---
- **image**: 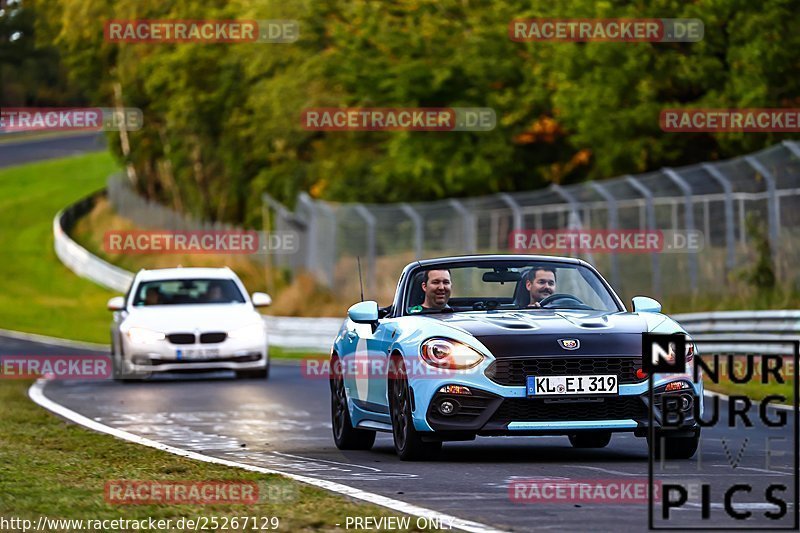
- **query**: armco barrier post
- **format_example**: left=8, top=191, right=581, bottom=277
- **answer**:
left=662, top=168, right=698, bottom=292
left=625, top=176, right=661, bottom=298
left=701, top=162, right=736, bottom=272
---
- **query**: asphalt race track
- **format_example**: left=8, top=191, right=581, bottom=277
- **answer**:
left=4, top=334, right=797, bottom=532
left=0, top=132, right=105, bottom=168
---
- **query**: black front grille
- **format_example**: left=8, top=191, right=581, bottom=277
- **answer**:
left=200, top=332, right=227, bottom=344
left=491, top=396, right=647, bottom=423
left=167, top=333, right=196, bottom=344
left=486, top=357, right=643, bottom=386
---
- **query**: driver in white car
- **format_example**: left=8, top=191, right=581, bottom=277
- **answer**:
left=526, top=266, right=557, bottom=308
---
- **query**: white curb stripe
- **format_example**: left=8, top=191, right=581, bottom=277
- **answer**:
left=28, top=380, right=504, bottom=533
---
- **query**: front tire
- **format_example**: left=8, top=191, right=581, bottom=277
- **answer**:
left=389, top=357, right=441, bottom=461
left=111, top=342, right=142, bottom=382
left=330, top=356, right=375, bottom=450
left=569, top=431, right=612, bottom=448
left=111, top=353, right=125, bottom=382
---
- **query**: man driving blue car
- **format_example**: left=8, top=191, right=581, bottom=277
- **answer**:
left=409, top=269, right=452, bottom=313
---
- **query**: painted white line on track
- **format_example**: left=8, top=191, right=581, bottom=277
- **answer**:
left=28, top=379, right=505, bottom=533
left=724, top=466, right=793, bottom=476
left=272, top=451, right=384, bottom=473
left=570, top=465, right=637, bottom=477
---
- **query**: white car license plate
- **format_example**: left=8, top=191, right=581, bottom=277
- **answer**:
left=177, top=348, right=220, bottom=360
left=526, top=375, right=618, bottom=396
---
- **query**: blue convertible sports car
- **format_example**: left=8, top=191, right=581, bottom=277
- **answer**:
left=329, top=255, right=702, bottom=460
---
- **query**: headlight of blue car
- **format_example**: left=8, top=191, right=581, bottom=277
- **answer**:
left=421, top=338, right=485, bottom=369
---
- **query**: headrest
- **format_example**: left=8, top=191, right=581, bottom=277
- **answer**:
left=513, top=268, right=532, bottom=308
left=407, top=272, right=426, bottom=311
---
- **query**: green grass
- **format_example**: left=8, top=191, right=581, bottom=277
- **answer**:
left=0, top=380, right=431, bottom=532
left=270, top=347, right=326, bottom=360
left=709, top=380, right=795, bottom=405
left=0, top=153, right=119, bottom=342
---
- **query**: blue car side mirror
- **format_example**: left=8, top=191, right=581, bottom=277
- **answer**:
left=631, top=296, right=662, bottom=313
left=348, top=301, right=379, bottom=324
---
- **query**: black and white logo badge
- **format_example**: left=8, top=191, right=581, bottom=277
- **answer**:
left=642, top=333, right=686, bottom=373
left=558, top=338, right=580, bottom=350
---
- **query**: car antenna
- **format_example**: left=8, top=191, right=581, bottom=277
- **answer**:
left=357, top=256, right=365, bottom=302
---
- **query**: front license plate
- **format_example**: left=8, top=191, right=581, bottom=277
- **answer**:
left=176, top=348, right=220, bottom=360
left=526, top=375, right=618, bottom=397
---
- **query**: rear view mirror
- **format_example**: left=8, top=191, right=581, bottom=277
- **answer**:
left=482, top=271, right=521, bottom=283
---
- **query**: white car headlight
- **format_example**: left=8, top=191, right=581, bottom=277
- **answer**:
left=421, top=338, right=484, bottom=370
left=126, top=327, right=166, bottom=344
left=229, top=322, right=265, bottom=340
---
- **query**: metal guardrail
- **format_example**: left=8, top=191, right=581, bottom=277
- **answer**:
left=53, top=192, right=134, bottom=293
left=53, top=192, right=797, bottom=353
left=264, top=316, right=341, bottom=351
left=673, top=310, right=800, bottom=355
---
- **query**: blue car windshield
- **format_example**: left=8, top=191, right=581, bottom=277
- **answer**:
left=405, top=262, right=620, bottom=314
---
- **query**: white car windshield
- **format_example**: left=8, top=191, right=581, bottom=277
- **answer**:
left=132, top=278, right=246, bottom=306
left=405, top=262, right=620, bottom=314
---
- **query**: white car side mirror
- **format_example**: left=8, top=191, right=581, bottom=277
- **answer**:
left=107, top=296, right=125, bottom=311
left=251, top=292, right=272, bottom=307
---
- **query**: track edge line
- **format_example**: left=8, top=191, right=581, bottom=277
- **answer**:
left=27, top=379, right=505, bottom=533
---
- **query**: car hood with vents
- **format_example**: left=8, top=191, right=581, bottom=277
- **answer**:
left=424, top=310, right=669, bottom=358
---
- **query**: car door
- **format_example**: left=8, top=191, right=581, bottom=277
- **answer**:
left=340, top=317, right=395, bottom=414
left=367, top=319, right=399, bottom=412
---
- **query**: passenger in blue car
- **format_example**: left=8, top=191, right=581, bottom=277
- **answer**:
left=525, top=266, right=557, bottom=308
left=408, top=269, right=452, bottom=313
